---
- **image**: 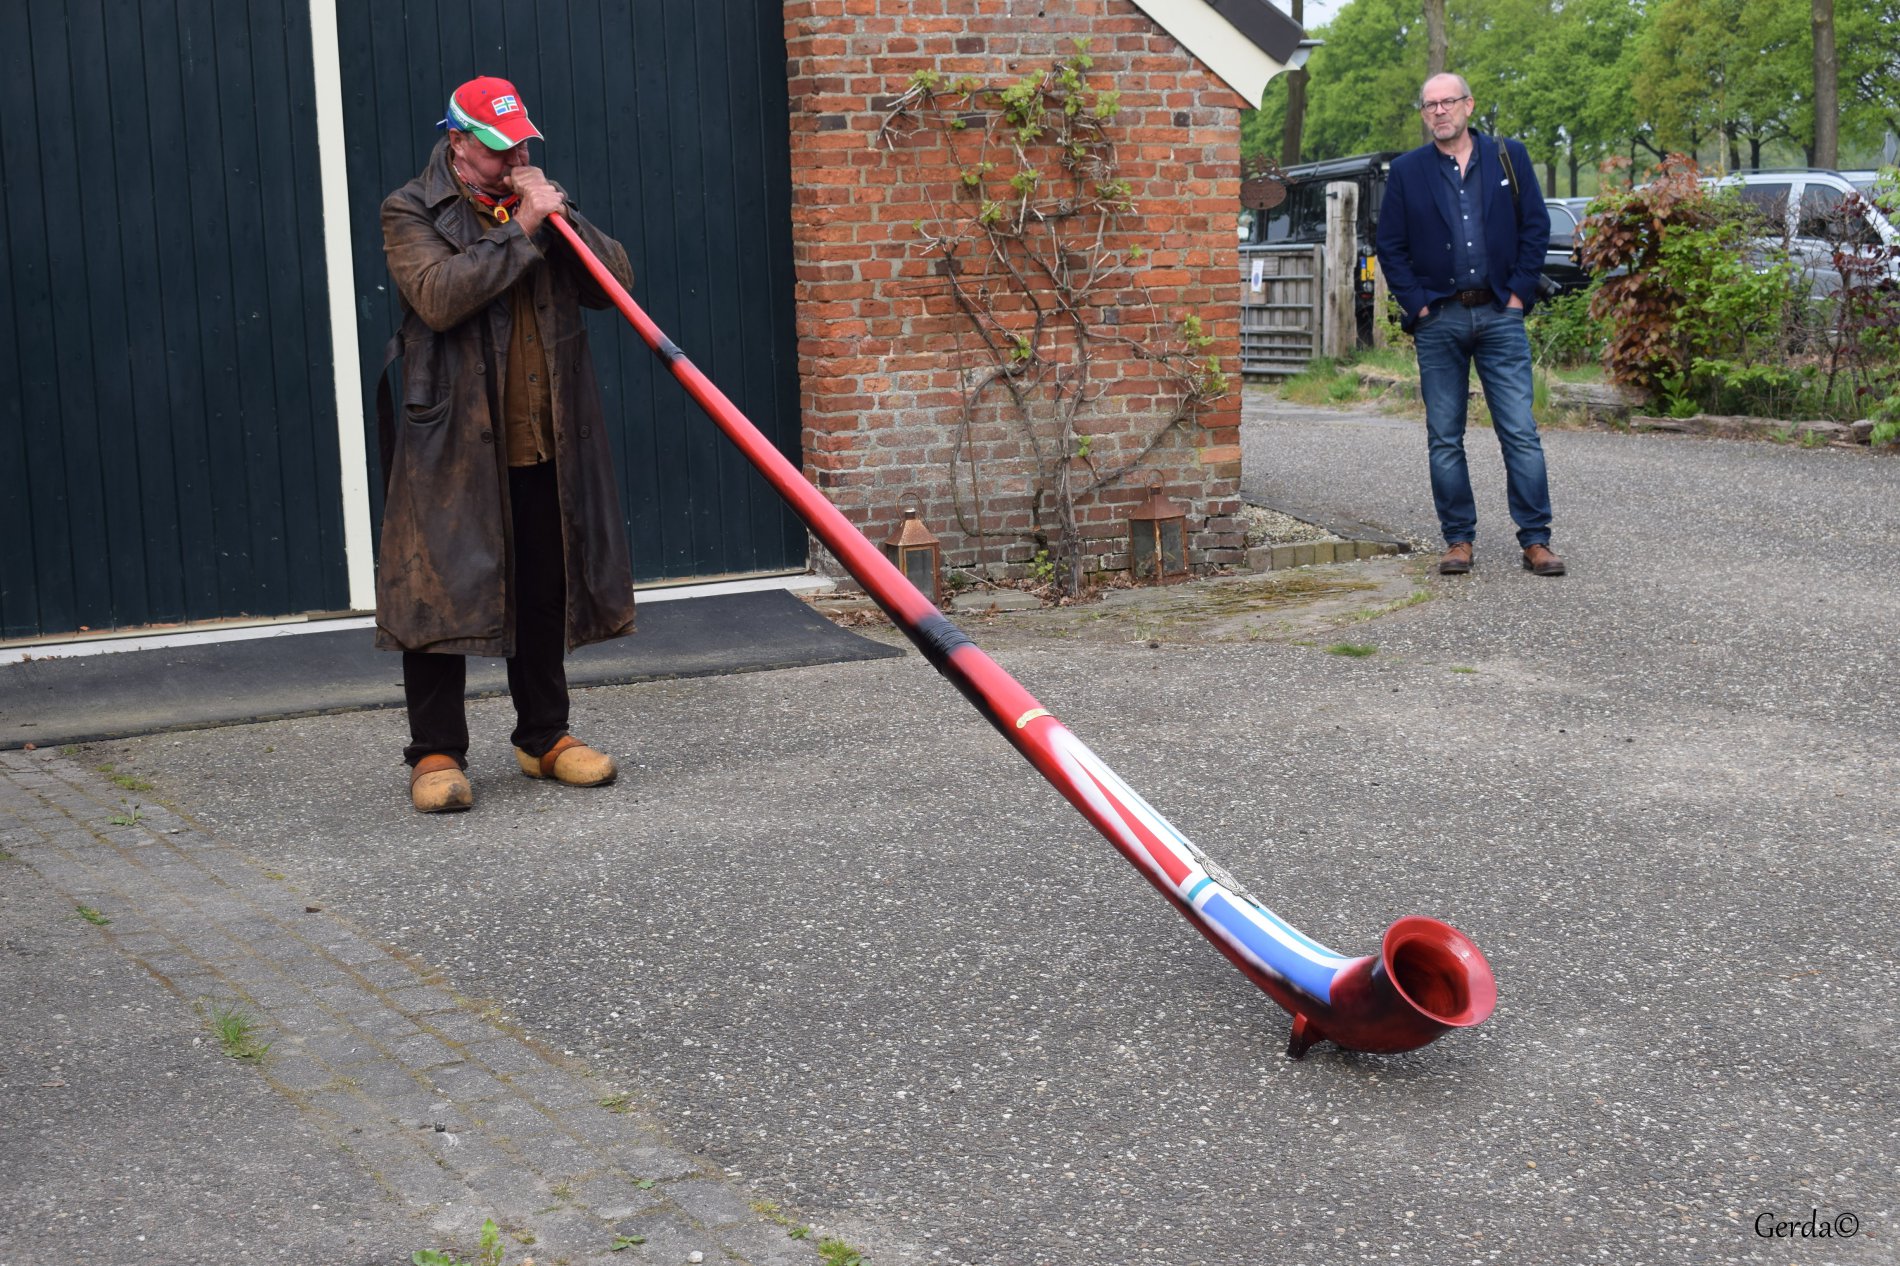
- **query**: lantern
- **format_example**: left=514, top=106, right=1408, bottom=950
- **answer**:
left=883, top=509, right=942, bottom=603
left=1127, top=485, right=1188, bottom=583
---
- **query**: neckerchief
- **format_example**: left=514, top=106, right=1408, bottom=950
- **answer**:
left=453, top=163, right=521, bottom=223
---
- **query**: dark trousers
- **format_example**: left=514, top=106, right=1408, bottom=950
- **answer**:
left=402, top=461, right=569, bottom=767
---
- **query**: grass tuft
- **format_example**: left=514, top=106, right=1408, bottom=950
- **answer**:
left=818, top=1239, right=866, bottom=1266
left=206, top=1003, right=272, bottom=1061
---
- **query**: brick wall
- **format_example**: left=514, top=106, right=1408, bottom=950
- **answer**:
left=784, top=0, right=1248, bottom=583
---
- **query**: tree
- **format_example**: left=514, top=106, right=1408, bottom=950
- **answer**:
left=1635, top=0, right=1809, bottom=169
left=1813, top=0, right=1839, bottom=168
left=1422, top=0, right=1449, bottom=141
left=1522, top=0, right=1649, bottom=193
left=1282, top=0, right=1309, bottom=163
left=1244, top=0, right=1642, bottom=180
left=1246, top=0, right=1437, bottom=161
left=1465, top=0, right=1571, bottom=184
left=1839, top=0, right=1900, bottom=145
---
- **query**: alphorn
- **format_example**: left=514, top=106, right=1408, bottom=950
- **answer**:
left=549, top=213, right=1495, bottom=1057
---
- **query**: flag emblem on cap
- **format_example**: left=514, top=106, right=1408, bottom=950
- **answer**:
left=438, top=76, right=543, bottom=150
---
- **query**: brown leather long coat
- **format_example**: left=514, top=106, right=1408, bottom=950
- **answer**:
left=375, top=137, right=637, bottom=656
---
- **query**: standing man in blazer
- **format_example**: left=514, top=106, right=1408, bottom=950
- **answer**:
left=1375, top=73, right=1565, bottom=577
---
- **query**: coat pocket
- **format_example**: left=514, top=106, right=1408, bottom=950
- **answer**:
left=404, top=397, right=451, bottom=426
left=400, top=322, right=453, bottom=424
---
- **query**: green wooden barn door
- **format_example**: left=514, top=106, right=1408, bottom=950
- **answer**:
left=336, top=0, right=807, bottom=583
left=0, top=1, right=349, bottom=639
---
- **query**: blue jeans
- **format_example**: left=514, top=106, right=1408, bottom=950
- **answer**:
left=1413, top=303, right=1553, bottom=548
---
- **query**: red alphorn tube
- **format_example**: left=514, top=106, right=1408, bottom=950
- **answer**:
left=550, top=213, right=1495, bottom=1057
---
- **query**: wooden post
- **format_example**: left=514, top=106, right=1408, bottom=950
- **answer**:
left=1322, top=181, right=1358, bottom=360
left=1371, top=255, right=1390, bottom=349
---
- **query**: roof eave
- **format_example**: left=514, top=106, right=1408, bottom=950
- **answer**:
left=1123, top=0, right=1312, bottom=106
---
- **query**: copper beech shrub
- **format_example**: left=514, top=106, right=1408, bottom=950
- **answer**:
left=1576, top=155, right=1720, bottom=395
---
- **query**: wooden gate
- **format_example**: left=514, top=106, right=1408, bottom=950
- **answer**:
left=335, top=0, right=807, bottom=584
left=1238, top=244, right=1325, bottom=377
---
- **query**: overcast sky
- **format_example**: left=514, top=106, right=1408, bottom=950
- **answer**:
left=1268, top=0, right=1345, bottom=33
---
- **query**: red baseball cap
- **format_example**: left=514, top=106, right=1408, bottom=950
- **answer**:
left=439, top=76, right=543, bottom=150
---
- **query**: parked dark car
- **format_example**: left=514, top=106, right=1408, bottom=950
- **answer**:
left=1542, top=201, right=1593, bottom=296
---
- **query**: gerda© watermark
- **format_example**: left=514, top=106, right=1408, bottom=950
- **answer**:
left=1754, top=1208, right=1860, bottom=1239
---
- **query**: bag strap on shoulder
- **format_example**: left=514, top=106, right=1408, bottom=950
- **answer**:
left=1498, top=138, right=1520, bottom=212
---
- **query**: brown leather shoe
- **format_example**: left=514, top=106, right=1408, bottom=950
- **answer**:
left=1522, top=543, right=1567, bottom=576
left=515, top=735, right=618, bottom=787
left=1438, top=541, right=1474, bottom=575
left=410, top=754, right=472, bottom=813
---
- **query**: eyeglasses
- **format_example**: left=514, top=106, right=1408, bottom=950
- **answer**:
left=1420, top=95, right=1470, bottom=114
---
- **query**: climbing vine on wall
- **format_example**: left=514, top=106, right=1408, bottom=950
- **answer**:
left=878, top=40, right=1228, bottom=596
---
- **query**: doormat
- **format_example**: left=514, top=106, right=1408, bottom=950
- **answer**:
left=0, top=589, right=902, bottom=749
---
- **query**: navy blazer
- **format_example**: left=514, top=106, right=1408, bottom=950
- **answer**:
left=1375, top=131, right=1550, bottom=330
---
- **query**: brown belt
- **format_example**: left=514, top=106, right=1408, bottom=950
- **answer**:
left=1453, top=288, right=1493, bottom=306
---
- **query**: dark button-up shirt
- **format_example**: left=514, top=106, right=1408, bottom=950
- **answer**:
left=1439, top=148, right=1490, bottom=292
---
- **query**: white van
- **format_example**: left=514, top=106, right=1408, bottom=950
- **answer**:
left=1705, top=168, right=1899, bottom=294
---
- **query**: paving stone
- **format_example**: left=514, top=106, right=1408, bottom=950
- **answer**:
left=667, top=1176, right=761, bottom=1228
left=502, top=1067, right=603, bottom=1111
left=303, top=1085, right=398, bottom=1138
left=552, top=1102, right=661, bottom=1151
left=279, top=954, right=356, bottom=990
left=426, top=1060, right=512, bottom=1104
left=425, top=1200, right=500, bottom=1241
left=386, top=1030, right=462, bottom=1070
left=298, top=1029, right=381, bottom=1067
left=159, top=970, right=223, bottom=1002
left=262, top=1051, right=337, bottom=1094
left=593, top=1142, right=705, bottom=1185
left=423, top=1127, right=506, bottom=1174
left=351, top=955, right=431, bottom=992
left=380, top=982, right=464, bottom=1017
left=311, top=927, right=389, bottom=965
left=499, top=1126, right=598, bottom=1185
left=571, top=1174, right=666, bottom=1222
left=463, top=1036, right=559, bottom=1076
left=223, top=970, right=306, bottom=1011
left=591, top=1209, right=716, bottom=1265
left=344, top=1057, right=434, bottom=1106
left=312, top=985, right=397, bottom=1023
left=267, top=1002, right=340, bottom=1036
left=419, top=1010, right=505, bottom=1045
left=518, top=1206, right=617, bottom=1261
left=715, top=1219, right=824, bottom=1266
left=466, top=1095, right=552, bottom=1135
left=344, top=1005, right=426, bottom=1043
left=215, top=912, right=295, bottom=942
left=458, top=1165, right=555, bottom=1226
left=374, top=1153, right=475, bottom=1211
